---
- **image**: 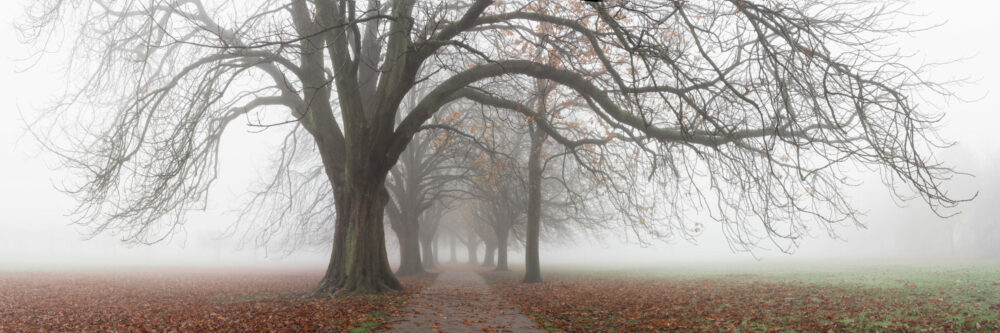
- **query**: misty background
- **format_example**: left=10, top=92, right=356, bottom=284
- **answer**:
left=1, top=0, right=998, bottom=271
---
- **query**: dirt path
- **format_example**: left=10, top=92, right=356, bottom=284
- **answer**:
left=389, top=270, right=544, bottom=332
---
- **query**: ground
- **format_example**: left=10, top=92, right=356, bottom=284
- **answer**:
left=390, top=266, right=542, bottom=332
left=3, top=262, right=999, bottom=332
left=0, top=267, right=435, bottom=332
left=482, top=261, right=1000, bottom=332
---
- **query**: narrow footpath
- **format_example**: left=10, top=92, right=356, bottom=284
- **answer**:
left=390, top=271, right=544, bottom=332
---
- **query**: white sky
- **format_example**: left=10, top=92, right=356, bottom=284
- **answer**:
left=1, top=0, right=999, bottom=271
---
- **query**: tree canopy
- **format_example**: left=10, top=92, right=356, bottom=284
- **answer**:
left=20, top=0, right=966, bottom=293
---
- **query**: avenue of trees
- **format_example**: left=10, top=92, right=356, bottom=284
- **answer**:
left=20, top=0, right=968, bottom=294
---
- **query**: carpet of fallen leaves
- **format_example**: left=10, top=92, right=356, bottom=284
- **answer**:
left=484, top=271, right=1000, bottom=332
left=0, top=268, right=435, bottom=332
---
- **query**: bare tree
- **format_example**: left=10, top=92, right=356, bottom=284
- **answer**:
left=419, top=199, right=449, bottom=268
left=458, top=224, right=481, bottom=265
left=452, top=89, right=601, bottom=278
left=385, top=114, right=468, bottom=274
left=472, top=180, right=524, bottom=271
left=21, top=0, right=967, bottom=293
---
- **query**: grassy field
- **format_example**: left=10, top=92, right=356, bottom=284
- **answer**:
left=483, top=261, right=1000, bottom=332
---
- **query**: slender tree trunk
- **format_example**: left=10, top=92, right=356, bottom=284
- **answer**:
left=466, top=241, right=479, bottom=265
left=449, top=233, right=457, bottom=263
left=420, top=231, right=436, bottom=269
left=395, top=218, right=424, bottom=275
left=495, top=227, right=510, bottom=271
left=523, top=123, right=543, bottom=283
left=432, top=235, right=439, bottom=266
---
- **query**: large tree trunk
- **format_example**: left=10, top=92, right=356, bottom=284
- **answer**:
left=482, top=242, right=496, bottom=267
left=310, top=0, right=422, bottom=295
left=387, top=200, right=424, bottom=276
left=495, top=226, right=510, bottom=271
left=394, top=217, right=425, bottom=276
left=315, top=165, right=402, bottom=294
left=523, top=123, right=543, bottom=283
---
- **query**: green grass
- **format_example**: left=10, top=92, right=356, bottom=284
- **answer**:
left=344, top=295, right=407, bottom=332
left=348, top=318, right=383, bottom=333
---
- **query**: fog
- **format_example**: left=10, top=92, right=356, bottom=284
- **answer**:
left=1, top=0, right=999, bottom=274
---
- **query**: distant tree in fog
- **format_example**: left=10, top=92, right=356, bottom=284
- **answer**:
left=957, top=152, right=1000, bottom=256
left=454, top=76, right=610, bottom=282
left=383, top=89, right=472, bottom=275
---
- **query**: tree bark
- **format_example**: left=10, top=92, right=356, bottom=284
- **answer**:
left=311, top=130, right=402, bottom=293
left=315, top=179, right=402, bottom=294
